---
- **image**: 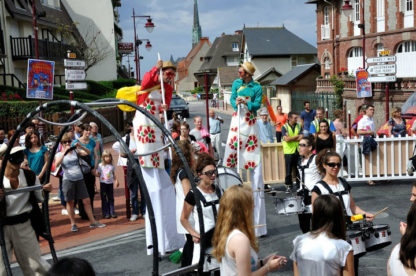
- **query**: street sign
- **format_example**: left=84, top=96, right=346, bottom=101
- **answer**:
left=65, top=82, right=87, bottom=90
left=379, top=50, right=390, bottom=56
left=118, top=42, right=134, bottom=54
left=368, top=75, right=397, bottom=82
left=65, top=69, right=86, bottom=81
left=67, top=52, right=77, bottom=59
left=367, top=56, right=396, bottom=63
left=368, top=64, right=396, bottom=75
left=64, top=59, right=85, bottom=68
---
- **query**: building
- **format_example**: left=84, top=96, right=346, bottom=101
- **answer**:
left=192, top=0, right=202, bottom=48
left=176, top=37, right=211, bottom=92
left=307, top=0, right=416, bottom=127
left=242, top=27, right=317, bottom=80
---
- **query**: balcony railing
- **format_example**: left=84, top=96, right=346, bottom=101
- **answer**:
left=321, top=24, right=331, bottom=40
left=10, top=35, right=79, bottom=60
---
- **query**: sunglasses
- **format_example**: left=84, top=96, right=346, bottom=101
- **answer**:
left=62, top=141, right=71, bottom=144
left=166, top=72, right=176, bottom=77
left=299, top=143, right=309, bottom=147
left=326, top=162, right=342, bottom=168
left=202, top=169, right=218, bottom=177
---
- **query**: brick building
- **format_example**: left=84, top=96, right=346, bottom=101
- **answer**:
left=307, top=0, right=416, bottom=127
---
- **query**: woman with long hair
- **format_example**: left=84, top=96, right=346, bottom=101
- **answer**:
left=24, top=131, right=49, bottom=183
left=212, top=185, right=286, bottom=275
left=315, top=119, right=336, bottom=154
left=170, top=140, right=195, bottom=267
left=388, top=107, right=407, bottom=137
left=388, top=201, right=416, bottom=275
left=291, top=194, right=354, bottom=276
left=180, top=153, right=221, bottom=274
left=178, top=122, right=196, bottom=142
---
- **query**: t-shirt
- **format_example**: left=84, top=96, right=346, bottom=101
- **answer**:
left=297, top=155, right=321, bottom=191
left=275, top=113, right=288, bottom=132
left=24, top=146, right=48, bottom=176
left=97, top=163, right=115, bottom=184
left=58, top=151, right=84, bottom=181
left=290, top=232, right=352, bottom=276
left=312, top=179, right=352, bottom=216
left=357, top=115, right=375, bottom=136
left=73, top=139, right=96, bottom=167
left=300, top=110, right=316, bottom=131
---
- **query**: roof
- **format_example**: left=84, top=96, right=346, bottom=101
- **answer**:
left=199, top=33, right=242, bottom=72
left=271, top=63, right=319, bottom=86
left=243, top=27, right=317, bottom=57
left=217, top=66, right=238, bottom=86
left=254, top=67, right=282, bottom=82
left=176, top=37, right=211, bottom=81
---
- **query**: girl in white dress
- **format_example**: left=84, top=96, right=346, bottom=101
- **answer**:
left=212, top=185, right=287, bottom=275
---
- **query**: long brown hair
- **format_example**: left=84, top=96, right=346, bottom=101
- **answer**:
left=311, top=194, right=346, bottom=240
left=400, top=201, right=416, bottom=269
left=316, top=150, right=341, bottom=175
left=170, top=140, right=194, bottom=183
left=212, top=185, right=258, bottom=262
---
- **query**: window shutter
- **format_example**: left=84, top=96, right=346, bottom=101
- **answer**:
left=399, top=0, right=405, bottom=12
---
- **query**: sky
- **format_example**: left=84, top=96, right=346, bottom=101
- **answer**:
left=118, top=0, right=317, bottom=77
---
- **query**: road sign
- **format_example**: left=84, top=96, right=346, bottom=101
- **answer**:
left=118, top=42, right=134, bottom=54
left=368, top=64, right=396, bottom=75
left=65, top=82, right=87, bottom=90
left=64, top=59, right=85, bottom=68
left=379, top=50, right=390, bottom=56
left=65, top=69, right=85, bottom=81
left=367, top=56, right=396, bottom=63
left=368, top=75, right=397, bottom=83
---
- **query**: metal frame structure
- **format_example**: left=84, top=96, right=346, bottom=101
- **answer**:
left=0, top=98, right=207, bottom=275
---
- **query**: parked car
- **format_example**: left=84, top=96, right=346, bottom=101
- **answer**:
left=168, top=95, right=189, bottom=119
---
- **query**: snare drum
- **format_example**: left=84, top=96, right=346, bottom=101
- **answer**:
left=274, top=196, right=305, bottom=215
left=364, top=224, right=392, bottom=250
left=217, top=167, right=242, bottom=192
left=346, top=230, right=366, bottom=257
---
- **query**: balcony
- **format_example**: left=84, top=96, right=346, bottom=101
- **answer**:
left=10, top=36, right=79, bottom=60
left=321, top=24, right=330, bottom=40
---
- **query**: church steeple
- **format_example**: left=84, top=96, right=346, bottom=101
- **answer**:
left=192, top=0, right=202, bottom=48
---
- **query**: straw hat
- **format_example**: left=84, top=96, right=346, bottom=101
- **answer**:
left=162, top=61, right=176, bottom=71
left=259, top=108, right=269, bottom=116
left=241, top=61, right=255, bottom=75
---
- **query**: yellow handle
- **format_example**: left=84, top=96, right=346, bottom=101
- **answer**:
left=350, top=214, right=364, bottom=221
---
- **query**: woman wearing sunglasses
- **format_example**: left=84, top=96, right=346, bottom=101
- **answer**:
left=180, top=153, right=221, bottom=274
left=311, top=151, right=373, bottom=276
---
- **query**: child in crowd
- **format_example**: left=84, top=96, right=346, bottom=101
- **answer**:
left=96, top=150, right=119, bottom=219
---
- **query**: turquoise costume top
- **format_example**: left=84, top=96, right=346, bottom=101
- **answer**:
left=230, top=79, right=263, bottom=115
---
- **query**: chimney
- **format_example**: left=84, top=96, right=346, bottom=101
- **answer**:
left=235, top=30, right=242, bottom=35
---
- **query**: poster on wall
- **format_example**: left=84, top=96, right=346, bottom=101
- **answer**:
left=27, top=59, right=55, bottom=100
left=355, top=69, right=372, bottom=98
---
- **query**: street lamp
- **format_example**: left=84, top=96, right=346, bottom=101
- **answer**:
left=342, top=0, right=365, bottom=69
left=135, top=38, right=152, bottom=82
left=132, top=9, right=155, bottom=84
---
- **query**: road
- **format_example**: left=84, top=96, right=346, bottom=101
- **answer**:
left=11, top=101, right=412, bottom=275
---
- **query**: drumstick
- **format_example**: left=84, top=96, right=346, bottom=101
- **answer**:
left=373, top=207, right=389, bottom=218
left=254, top=224, right=266, bottom=228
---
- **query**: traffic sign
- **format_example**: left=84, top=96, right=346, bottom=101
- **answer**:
left=64, top=59, right=85, bottom=68
left=65, top=82, right=87, bottom=90
left=368, top=64, right=396, bottom=75
left=65, top=69, right=86, bottom=81
left=368, top=75, right=397, bottom=82
left=379, top=50, right=390, bottom=56
left=367, top=56, right=396, bottom=63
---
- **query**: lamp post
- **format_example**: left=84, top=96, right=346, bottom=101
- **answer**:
left=135, top=39, right=152, bottom=84
left=342, top=0, right=365, bottom=69
left=132, top=9, right=154, bottom=84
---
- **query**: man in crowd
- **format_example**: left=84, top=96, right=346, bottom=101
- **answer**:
left=309, top=107, right=336, bottom=135
left=0, top=146, right=52, bottom=274
left=18, top=122, right=35, bottom=147
left=357, top=105, right=375, bottom=137
left=351, top=105, right=367, bottom=136
left=257, top=108, right=275, bottom=144
left=190, top=116, right=211, bottom=154
left=300, top=101, right=315, bottom=136
left=282, top=111, right=303, bottom=193
left=208, top=109, right=224, bottom=163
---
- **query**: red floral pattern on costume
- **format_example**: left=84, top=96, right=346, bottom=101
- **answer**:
left=245, top=135, right=258, bottom=152
left=244, top=112, right=256, bottom=126
left=226, top=153, right=237, bottom=168
left=142, top=98, right=156, bottom=115
left=232, top=111, right=237, bottom=117
left=151, top=153, right=160, bottom=168
left=231, top=127, right=238, bottom=132
left=137, top=126, right=156, bottom=143
left=139, top=157, right=145, bottom=166
left=244, top=161, right=256, bottom=170
left=229, top=136, right=242, bottom=150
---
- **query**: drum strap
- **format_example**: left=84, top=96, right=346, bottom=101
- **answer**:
left=195, top=185, right=222, bottom=222
left=298, top=154, right=316, bottom=189
left=317, top=179, right=349, bottom=212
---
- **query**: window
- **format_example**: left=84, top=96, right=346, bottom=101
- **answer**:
left=348, top=47, right=363, bottom=57
left=376, top=44, right=385, bottom=56
left=347, top=47, right=364, bottom=74
left=323, top=6, right=329, bottom=25
left=226, top=56, right=239, bottom=66
left=232, top=42, right=239, bottom=52
left=404, top=0, right=414, bottom=28
left=396, top=40, right=416, bottom=77
left=324, top=58, right=330, bottom=70
left=377, top=0, right=385, bottom=32
left=407, top=0, right=413, bottom=11
left=291, top=56, right=298, bottom=67
left=397, top=41, right=416, bottom=52
left=200, top=57, right=203, bottom=61
left=355, top=0, right=360, bottom=21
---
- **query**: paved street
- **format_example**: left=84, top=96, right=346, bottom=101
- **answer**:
left=9, top=101, right=414, bottom=275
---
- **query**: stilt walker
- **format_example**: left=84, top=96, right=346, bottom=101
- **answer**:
left=223, top=62, right=267, bottom=237
left=131, top=59, right=184, bottom=255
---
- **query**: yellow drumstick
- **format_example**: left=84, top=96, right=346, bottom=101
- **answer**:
left=254, top=224, right=266, bottom=228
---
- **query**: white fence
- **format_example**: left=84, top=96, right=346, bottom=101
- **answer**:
left=338, top=135, right=416, bottom=182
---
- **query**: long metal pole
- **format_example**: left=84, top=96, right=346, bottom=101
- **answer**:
left=385, top=83, right=389, bottom=122
left=133, top=9, right=139, bottom=85
left=362, top=0, right=365, bottom=69
left=32, top=0, right=39, bottom=59
left=205, top=73, right=210, bottom=132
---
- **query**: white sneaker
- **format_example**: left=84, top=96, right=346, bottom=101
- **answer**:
left=61, top=209, right=68, bottom=215
left=130, top=214, right=138, bottom=221
left=74, top=208, right=79, bottom=215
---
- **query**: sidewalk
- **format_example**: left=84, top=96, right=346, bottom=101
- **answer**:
left=40, top=141, right=144, bottom=254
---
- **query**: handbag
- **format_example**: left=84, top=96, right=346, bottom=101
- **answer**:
left=77, top=151, right=92, bottom=175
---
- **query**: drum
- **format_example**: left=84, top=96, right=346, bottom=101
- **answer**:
left=217, top=167, right=242, bottom=192
left=346, top=230, right=366, bottom=257
left=364, top=224, right=392, bottom=250
left=303, top=205, right=312, bottom=214
left=274, top=196, right=305, bottom=215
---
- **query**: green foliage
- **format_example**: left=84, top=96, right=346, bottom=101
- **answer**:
left=111, top=78, right=136, bottom=89
left=330, top=76, right=344, bottom=109
left=191, top=86, right=203, bottom=94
